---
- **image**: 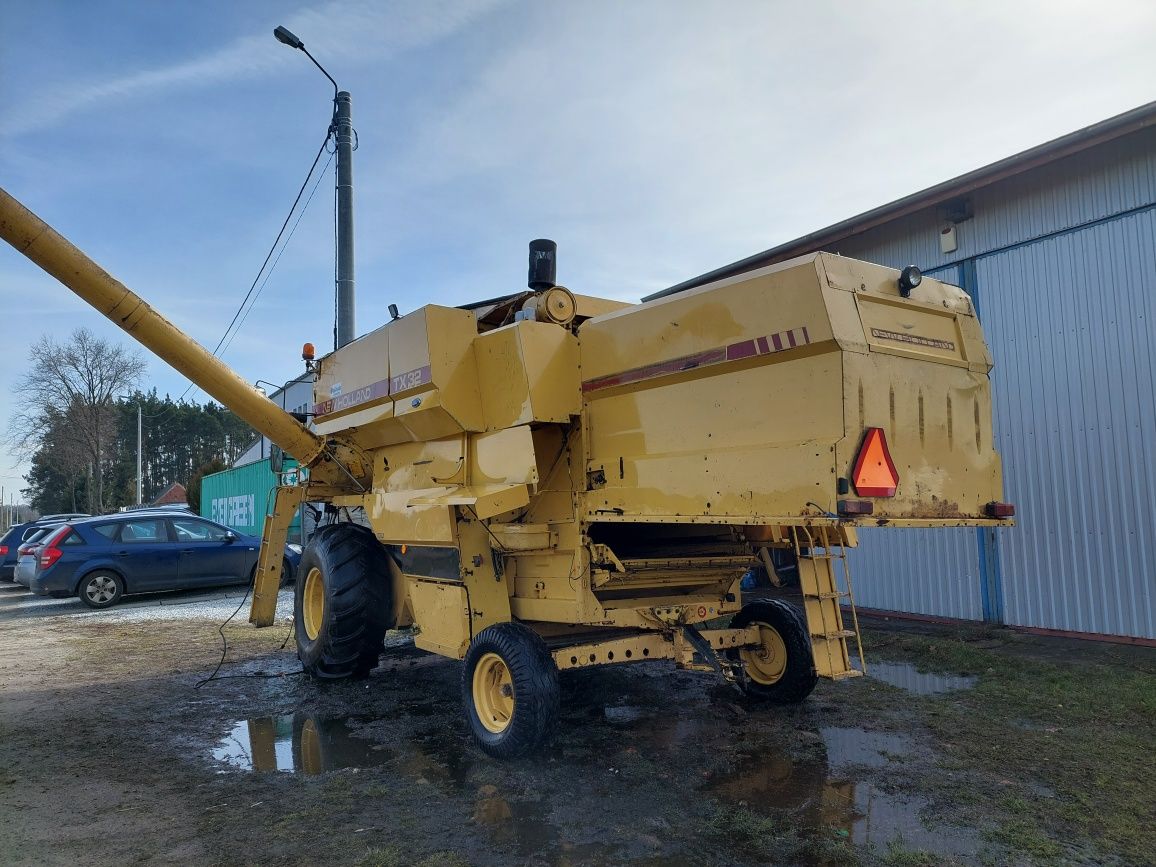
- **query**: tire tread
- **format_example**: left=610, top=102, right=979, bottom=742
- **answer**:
left=729, top=599, right=818, bottom=704
left=295, top=524, right=390, bottom=680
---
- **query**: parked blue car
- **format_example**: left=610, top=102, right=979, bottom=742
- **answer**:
left=28, top=511, right=301, bottom=609
left=0, top=513, right=89, bottom=581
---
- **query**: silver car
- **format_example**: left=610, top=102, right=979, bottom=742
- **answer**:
left=13, top=524, right=64, bottom=588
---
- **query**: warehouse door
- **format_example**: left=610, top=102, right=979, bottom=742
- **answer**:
left=977, top=208, right=1156, bottom=639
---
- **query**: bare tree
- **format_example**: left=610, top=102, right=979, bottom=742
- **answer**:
left=8, top=328, right=146, bottom=513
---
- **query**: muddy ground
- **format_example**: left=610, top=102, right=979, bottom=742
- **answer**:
left=1, top=582, right=1152, bottom=866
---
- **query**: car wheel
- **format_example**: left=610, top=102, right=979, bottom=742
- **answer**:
left=79, top=571, right=124, bottom=609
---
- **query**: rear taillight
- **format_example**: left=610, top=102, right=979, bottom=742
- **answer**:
left=39, top=527, right=72, bottom=569
left=18, top=545, right=35, bottom=556
left=0, top=545, right=7, bottom=556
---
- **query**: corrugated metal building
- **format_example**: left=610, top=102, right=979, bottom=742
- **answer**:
left=659, top=102, right=1156, bottom=642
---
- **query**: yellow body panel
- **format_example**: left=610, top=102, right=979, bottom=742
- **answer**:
left=474, top=321, right=580, bottom=429
left=409, top=581, right=471, bottom=658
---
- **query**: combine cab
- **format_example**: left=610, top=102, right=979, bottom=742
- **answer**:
left=1, top=189, right=1011, bottom=759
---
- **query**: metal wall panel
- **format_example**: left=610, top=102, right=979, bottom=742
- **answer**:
left=977, top=209, right=1156, bottom=638
left=822, top=130, right=1156, bottom=637
left=850, top=527, right=985, bottom=620
left=835, top=126, right=1156, bottom=274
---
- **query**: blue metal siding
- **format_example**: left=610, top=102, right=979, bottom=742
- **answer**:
left=829, top=127, right=1156, bottom=638
left=851, top=528, right=985, bottom=621
left=978, top=209, right=1156, bottom=638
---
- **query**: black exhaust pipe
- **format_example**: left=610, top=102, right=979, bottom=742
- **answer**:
left=528, top=239, right=557, bottom=291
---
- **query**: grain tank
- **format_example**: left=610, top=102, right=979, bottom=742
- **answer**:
left=0, top=187, right=1012, bottom=758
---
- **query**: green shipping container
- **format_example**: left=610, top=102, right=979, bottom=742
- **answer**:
left=200, top=458, right=303, bottom=542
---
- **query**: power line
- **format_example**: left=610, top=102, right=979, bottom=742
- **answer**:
left=219, top=150, right=333, bottom=358
left=181, top=129, right=335, bottom=402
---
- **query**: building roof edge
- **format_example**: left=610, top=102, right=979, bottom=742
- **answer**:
left=647, top=100, right=1156, bottom=301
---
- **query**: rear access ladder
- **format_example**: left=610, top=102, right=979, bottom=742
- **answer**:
left=793, top=526, right=865, bottom=680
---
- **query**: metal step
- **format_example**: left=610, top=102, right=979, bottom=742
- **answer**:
left=811, top=629, right=857, bottom=640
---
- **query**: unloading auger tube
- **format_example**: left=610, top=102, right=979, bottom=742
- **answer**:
left=0, top=185, right=352, bottom=479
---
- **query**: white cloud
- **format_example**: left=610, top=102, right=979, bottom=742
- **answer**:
left=0, top=0, right=508, bottom=138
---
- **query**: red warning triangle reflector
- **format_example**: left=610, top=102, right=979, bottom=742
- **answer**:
left=852, top=427, right=899, bottom=497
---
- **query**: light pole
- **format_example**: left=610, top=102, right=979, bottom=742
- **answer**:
left=114, top=396, right=144, bottom=505
left=273, top=25, right=356, bottom=349
left=135, top=401, right=142, bottom=505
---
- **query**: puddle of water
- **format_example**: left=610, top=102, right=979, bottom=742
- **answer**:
left=708, top=743, right=981, bottom=860
left=820, top=727, right=912, bottom=769
left=212, top=715, right=392, bottom=775
left=856, top=657, right=977, bottom=695
left=472, top=785, right=561, bottom=857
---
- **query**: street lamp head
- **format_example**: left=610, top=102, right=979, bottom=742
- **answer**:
left=273, top=25, right=304, bottom=50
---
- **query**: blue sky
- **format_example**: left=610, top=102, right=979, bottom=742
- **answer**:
left=1, top=0, right=1154, bottom=499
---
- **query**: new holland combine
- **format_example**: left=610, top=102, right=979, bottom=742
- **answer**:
left=1, top=186, right=1011, bottom=757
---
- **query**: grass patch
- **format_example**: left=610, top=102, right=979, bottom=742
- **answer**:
left=706, top=804, right=861, bottom=864
left=356, top=847, right=403, bottom=867
left=356, top=846, right=469, bottom=867
left=861, top=626, right=1156, bottom=864
left=876, top=840, right=949, bottom=866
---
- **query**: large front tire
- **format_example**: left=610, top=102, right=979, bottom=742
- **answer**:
left=294, top=524, right=390, bottom=680
left=462, top=622, right=559, bottom=759
left=729, top=599, right=817, bottom=704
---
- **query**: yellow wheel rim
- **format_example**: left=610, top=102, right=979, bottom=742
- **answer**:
left=741, top=622, right=788, bottom=685
left=472, top=652, right=515, bottom=733
left=302, top=566, right=325, bottom=641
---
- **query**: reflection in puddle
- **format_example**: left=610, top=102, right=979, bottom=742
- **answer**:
left=820, top=727, right=912, bottom=769
left=856, top=657, right=977, bottom=694
left=869, top=661, right=977, bottom=695
left=708, top=731, right=980, bottom=859
left=472, top=785, right=559, bottom=857
left=213, top=715, right=391, bottom=775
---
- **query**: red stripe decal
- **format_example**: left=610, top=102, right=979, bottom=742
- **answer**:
left=313, top=377, right=391, bottom=417
left=581, top=347, right=725, bottom=392
left=313, top=364, right=433, bottom=416
left=581, top=325, right=811, bottom=393
left=726, top=339, right=758, bottom=361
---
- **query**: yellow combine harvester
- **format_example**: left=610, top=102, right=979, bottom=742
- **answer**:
left=0, top=188, right=1012, bottom=758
